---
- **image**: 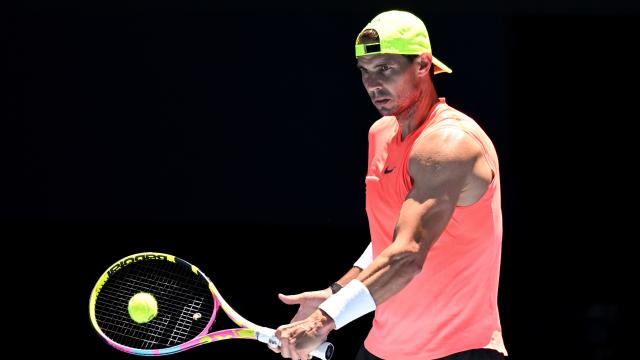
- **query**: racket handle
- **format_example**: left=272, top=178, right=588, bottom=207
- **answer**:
left=256, top=327, right=334, bottom=360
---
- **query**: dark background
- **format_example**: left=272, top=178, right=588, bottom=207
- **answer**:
left=6, top=1, right=636, bottom=359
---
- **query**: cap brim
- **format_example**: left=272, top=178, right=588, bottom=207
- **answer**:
left=433, top=56, right=452, bottom=74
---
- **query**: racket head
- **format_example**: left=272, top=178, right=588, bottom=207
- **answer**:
left=89, top=252, right=224, bottom=355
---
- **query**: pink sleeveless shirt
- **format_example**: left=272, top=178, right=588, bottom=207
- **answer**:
left=363, top=98, right=507, bottom=359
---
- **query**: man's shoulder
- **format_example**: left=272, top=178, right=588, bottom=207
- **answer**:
left=431, top=104, right=483, bottom=132
left=434, top=104, right=474, bottom=123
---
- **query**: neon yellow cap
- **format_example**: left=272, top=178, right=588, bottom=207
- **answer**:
left=355, top=10, right=452, bottom=74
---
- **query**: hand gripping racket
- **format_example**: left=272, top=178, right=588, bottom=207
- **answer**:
left=89, top=252, right=334, bottom=359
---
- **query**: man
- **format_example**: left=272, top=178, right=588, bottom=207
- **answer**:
left=272, top=10, right=507, bottom=360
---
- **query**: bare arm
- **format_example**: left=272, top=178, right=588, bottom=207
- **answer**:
left=274, top=128, right=491, bottom=358
left=358, top=127, right=484, bottom=304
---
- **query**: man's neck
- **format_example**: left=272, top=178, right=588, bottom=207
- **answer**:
left=396, top=85, right=438, bottom=141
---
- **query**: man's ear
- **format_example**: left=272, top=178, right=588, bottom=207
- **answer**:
left=417, top=52, right=433, bottom=77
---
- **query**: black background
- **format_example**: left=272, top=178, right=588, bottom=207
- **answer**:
left=6, top=1, right=636, bottom=359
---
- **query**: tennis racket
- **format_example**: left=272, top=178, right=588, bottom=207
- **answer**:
left=89, top=252, right=334, bottom=359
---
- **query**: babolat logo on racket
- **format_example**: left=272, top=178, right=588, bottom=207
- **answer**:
left=108, top=254, right=167, bottom=276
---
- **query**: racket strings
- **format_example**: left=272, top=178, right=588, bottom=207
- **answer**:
left=94, top=259, right=216, bottom=349
left=97, top=260, right=213, bottom=348
left=98, top=268, right=191, bottom=348
left=99, top=267, right=205, bottom=318
left=96, top=264, right=195, bottom=347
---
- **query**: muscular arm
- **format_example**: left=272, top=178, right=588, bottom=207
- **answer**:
left=358, top=128, right=485, bottom=304
left=274, top=129, right=491, bottom=357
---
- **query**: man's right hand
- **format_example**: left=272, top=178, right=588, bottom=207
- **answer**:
left=269, top=288, right=333, bottom=357
left=278, top=288, right=333, bottom=323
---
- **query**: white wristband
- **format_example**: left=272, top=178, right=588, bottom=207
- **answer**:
left=353, top=242, right=373, bottom=270
left=318, top=279, right=376, bottom=330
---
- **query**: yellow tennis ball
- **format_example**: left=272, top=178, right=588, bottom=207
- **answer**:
left=128, top=292, right=158, bottom=324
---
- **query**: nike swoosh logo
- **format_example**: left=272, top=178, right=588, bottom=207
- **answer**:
left=383, top=167, right=395, bottom=174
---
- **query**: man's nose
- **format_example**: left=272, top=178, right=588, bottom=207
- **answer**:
left=363, top=75, right=382, bottom=92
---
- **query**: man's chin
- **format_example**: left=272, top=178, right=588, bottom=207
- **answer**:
left=376, top=106, right=396, bottom=116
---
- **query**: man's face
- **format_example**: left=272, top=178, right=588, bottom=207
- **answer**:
left=356, top=54, right=420, bottom=116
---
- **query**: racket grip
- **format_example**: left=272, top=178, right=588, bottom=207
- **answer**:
left=256, top=327, right=334, bottom=360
